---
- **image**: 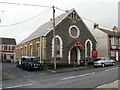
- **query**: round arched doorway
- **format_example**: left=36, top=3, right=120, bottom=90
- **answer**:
left=68, top=47, right=81, bottom=65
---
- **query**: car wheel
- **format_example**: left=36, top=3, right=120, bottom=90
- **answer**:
left=112, top=62, right=115, bottom=66
left=27, top=67, right=30, bottom=71
left=102, top=63, right=105, bottom=67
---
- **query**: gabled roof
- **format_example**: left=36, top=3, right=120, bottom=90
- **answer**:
left=99, top=28, right=120, bottom=37
left=19, top=9, right=74, bottom=44
left=0, top=37, right=16, bottom=45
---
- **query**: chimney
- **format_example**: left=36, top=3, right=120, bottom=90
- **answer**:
left=94, top=23, right=99, bottom=29
left=112, top=26, right=118, bottom=33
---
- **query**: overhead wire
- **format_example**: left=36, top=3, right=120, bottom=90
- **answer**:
left=0, top=1, right=51, bottom=8
left=0, top=7, right=52, bottom=27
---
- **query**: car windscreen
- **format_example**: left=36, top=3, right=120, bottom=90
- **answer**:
left=94, top=58, right=101, bottom=61
left=27, top=58, right=38, bottom=62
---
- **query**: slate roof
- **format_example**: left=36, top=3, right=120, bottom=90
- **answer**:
left=0, top=37, right=16, bottom=45
left=19, top=9, right=74, bottom=44
left=99, top=28, right=120, bottom=37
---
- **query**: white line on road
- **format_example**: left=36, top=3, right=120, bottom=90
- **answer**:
left=4, top=83, right=34, bottom=89
left=61, top=72, right=95, bottom=80
left=104, top=67, right=118, bottom=72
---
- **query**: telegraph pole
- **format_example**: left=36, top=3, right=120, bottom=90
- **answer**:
left=53, top=6, right=56, bottom=70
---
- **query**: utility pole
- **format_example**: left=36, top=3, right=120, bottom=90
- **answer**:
left=53, top=6, right=56, bottom=70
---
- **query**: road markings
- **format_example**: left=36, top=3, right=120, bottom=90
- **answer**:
left=4, top=84, right=34, bottom=89
left=104, top=67, right=118, bottom=72
left=61, top=72, right=95, bottom=80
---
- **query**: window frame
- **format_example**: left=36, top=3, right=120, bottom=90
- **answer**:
left=69, top=25, right=80, bottom=38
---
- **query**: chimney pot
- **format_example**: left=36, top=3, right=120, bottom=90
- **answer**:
left=94, top=23, right=99, bottom=29
left=112, top=26, right=118, bottom=33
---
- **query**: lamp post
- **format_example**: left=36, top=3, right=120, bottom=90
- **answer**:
left=53, top=6, right=56, bottom=70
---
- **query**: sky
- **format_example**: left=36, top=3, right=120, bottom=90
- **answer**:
left=0, top=0, right=119, bottom=44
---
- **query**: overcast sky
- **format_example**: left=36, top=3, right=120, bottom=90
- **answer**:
left=0, top=0, right=119, bottom=44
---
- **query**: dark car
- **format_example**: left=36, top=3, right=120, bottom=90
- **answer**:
left=15, top=59, right=21, bottom=68
left=20, top=56, right=42, bottom=71
left=94, top=57, right=116, bottom=67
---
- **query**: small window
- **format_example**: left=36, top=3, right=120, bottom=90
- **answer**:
left=111, top=51, right=115, bottom=57
left=8, top=46, right=11, bottom=51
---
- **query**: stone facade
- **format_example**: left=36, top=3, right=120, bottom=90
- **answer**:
left=16, top=9, right=97, bottom=66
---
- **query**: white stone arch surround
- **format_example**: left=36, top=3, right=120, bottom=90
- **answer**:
left=68, top=47, right=81, bottom=65
left=85, top=39, right=93, bottom=57
left=52, top=35, right=63, bottom=57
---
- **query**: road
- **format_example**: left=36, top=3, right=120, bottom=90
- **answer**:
left=2, top=63, right=119, bottom=89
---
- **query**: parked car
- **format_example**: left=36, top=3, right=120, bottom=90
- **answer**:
left=94, top=57, right=116, bottom=67
left=20, top=56, right=42, bottom=71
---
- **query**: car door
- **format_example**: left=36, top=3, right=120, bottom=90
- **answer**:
left=106, top=58, right=112, bottom=65
left=103, top=57, right=109, bottom=65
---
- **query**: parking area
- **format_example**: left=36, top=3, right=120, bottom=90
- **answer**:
left=2, top=63, right=49, bottom=80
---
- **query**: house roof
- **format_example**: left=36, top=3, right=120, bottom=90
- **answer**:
left=0, top=37, right=16, bottom=45
left=19, top=9, right=74, bottom=44
left=99, top=28, right=120, bottom=37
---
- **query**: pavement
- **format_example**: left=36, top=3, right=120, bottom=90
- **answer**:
left=47, top=66, right=92, bottom=73
left=2, top=62, right=120, bottom=90
left=96, top=80, right=119, bottom=89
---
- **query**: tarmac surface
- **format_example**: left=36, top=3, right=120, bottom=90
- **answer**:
left=2, top=64, right=120, bottom=90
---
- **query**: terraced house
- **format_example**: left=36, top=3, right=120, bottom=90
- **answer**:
left=92, top=24, right=120, bottom=61
left=0, top=37, right=16, bottom=62
left=16, top=9, right=97, bottom=66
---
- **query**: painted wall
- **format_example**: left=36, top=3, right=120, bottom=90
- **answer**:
left=91, top=28, right=109, bottom=58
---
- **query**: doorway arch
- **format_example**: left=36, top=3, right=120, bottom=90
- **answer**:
left=68, top=46, right=81, bottom=65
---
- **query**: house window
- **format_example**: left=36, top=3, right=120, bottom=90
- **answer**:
left=6, top=54, right=12, bottom=59
left=69, top=25, right=80, bottom=38
left=85, top=39, right=93, bottom=57
left=12, top=46, right=15, bottom=51
left=118, top=38, right=120, bottom=45
left=8, top=46, right=11, bottom=51
left=111, top=37, right=115, bottom=45
left=4, top=45, right=7, bottom=51
left=111, top=51, right=115, bottom=57
left=1, top=45, right=3, bottom=51
left=0, top=45, right=1, bottom=51
left=52, top=35, right=63, bottom=58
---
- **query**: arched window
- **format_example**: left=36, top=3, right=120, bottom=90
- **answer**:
left=87, top=41, right=91, bottom=57
left=24, top=45, right=27, bottom=55
left=36, top=42, right=40, bottom=56
left=85, top=39, right=92, bottom=57
left=52, top=35, right=63, bottom=58
left=56, top=38, right=60, bottom=57
left=29, top=44, right=32, bottom=55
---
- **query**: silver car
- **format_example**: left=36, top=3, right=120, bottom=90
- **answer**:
left=94, top=57, right=116, bottom=67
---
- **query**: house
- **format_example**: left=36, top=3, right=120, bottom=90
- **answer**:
left=0, top=37, right=16, bottom=62
left=91, top=24, right=120, bottom=61
left=16, top=9, right=97, bottom=66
